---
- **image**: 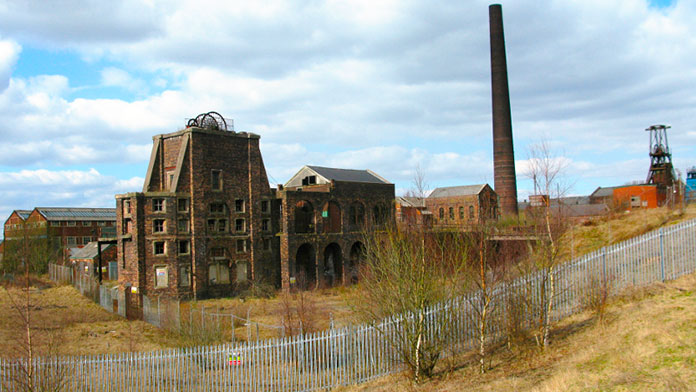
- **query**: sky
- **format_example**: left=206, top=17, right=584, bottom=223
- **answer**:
left=0, top=0, right=694, bottom=236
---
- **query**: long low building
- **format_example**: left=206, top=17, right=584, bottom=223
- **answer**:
left=2, top=207, right=116, bottom=265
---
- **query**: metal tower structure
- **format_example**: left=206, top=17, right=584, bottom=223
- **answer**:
left=645, top=124, right=676, bottom=187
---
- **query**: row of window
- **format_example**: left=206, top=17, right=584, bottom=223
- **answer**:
left=149, top=217, right=271, bottom=235
left=152, top=237, right=272, bottom=257
left=66, top=236, right=94, bottom=246
left=438, top=205, right=476, bottom=221
left=6, top=221, right=111, bottom=229
left=153, top=261, right=249, bottom=289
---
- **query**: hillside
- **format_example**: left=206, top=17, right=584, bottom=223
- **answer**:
left=338, top=271, right=696, bottom=391
left=559, top=204, right=696, bottom=262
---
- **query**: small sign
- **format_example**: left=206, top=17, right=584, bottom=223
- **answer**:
left=131, top=286, right=138, bottom=294
left=322, top=210, right=328, bottom=218
left=228, top=352, right=242, bottom=366
left=289, top=276, right=296, bottom=284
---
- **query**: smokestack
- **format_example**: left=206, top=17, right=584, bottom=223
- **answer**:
left=489, top=4, right=518, bottom=216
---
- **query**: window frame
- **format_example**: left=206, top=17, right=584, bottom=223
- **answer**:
left=153, top=219, right=166, bottom=234
left=153, top=241, right=166, bottom=256
left=177, top=198, right=189, bottom=213
left=178, top=240, right=190, bottom=255
left=155, top=266, right=168, bottom=288
left=152, top=198, right=165, bottom=213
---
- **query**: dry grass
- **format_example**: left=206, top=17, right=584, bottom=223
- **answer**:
left=559, top=204, right=696, bottom=262
left=0, top=282, right=182, bottom=357
left=335, top=272, right=696, bottom=392
left=186, top=284, right=360, bottom=341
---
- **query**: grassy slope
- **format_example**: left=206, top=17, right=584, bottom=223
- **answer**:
left=338, top=272, right=696, bottom=392
left=0, top=283, right=182, bottom=356
left=559, top=204, right=696, bottom=262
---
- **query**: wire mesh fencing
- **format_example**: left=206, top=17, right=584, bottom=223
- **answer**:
left=21, top=218, right=696, bottom=392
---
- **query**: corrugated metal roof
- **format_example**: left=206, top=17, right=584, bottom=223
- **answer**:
left=70, top=242, right=113, bottom=260
left=395, top=196, right=426, bottom=208
left=306, top=166, right=389, bottom=184
left=16, top=210, right=32, bottom=220
left=428, top=184, right=487, bottom=198
left=36, top=207, right=116, bottom=221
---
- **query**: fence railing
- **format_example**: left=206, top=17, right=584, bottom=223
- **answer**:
left=7, top=218, right=696, bottom=391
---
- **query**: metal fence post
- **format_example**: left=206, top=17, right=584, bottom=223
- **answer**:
left=602, top=248, right=607, bottom=283
left=660, top=227, right=666, bottom=281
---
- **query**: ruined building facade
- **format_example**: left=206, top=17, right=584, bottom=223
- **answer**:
left=116, top=118, right=394, bottom=306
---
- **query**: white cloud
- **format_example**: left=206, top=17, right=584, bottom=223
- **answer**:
left=100, top=67, right=147, bottom=93
left=0, top=168, right=143, bottom=238
left=0, top=0, right=695, bottom=220
left=0, top=38, right=19, bottom=91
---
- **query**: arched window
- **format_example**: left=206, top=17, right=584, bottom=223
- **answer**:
left=373, top=203, right=389, bottom=226
left=439, top=208, right=444, bottom=219
left=448, top=207, right=454, bottom=220
left=459, top=206, right=465, bottom=220
left=469, top=205, right=475, bottom=220
left=294, top=201, right=314, bottom=233
left=349, top=202, right=365, bottom=227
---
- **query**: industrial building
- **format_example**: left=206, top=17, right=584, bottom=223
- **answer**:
left=2, top=207, right=116, bottom=265
left=115, top=113, right=394, bottom=310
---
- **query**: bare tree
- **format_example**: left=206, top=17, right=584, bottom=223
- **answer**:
left=2, top=226, right=66, bottom=392
left=522, top=141, right=570, bottom=350
left=355, top=228, right=460, bottom=382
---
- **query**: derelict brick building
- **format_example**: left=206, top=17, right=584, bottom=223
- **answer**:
left=278, top=166, right=394, bottom=289
left=116, top=114, right=278, bottom=304
left=116, top=114, right=394, bottom=304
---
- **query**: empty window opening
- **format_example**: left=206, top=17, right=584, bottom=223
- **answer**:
left=153, top=219, right=165, bottom=233
left=211, top=170, right=222, bottom=190
left=178, top=240, right=190, bottom=255
left=178, top=198, right=189, bottom=212
left=235, top=219, right=245, bottom=232
left=153, top=199, right=164, bottom=212
left=301, top=175, right=317, bottom=185
left=153, top=241, right=165, bottom=255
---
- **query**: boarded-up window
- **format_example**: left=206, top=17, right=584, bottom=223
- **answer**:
left=155, top=266, right=168, bottom=288
left=179, top=265, right=190, bottom=287
left=209, top=263, right=230, bottom=284
left=236, top=262, right=248, bottom=282
left=322, top=201, right=341, bottom=233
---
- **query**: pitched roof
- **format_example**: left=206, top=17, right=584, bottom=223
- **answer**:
left=69, top=242, right=114, bottom=260
left=35, top=207, right=116, bottom=221
left=284, top=165, right=390, bottom=187
left=428, top=184, right=488, bottom=198
left=15, top=210, right=32, bottom=220
left=395, top=196, right=426, bottom=208
left=307, top=166, right=390, bottom=184
left=590, top=186, right=619, bottom=198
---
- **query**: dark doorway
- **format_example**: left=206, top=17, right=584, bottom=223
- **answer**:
left=295, top=243, right=315, bottom=289
left=348, top=241, right=366, bottom=284
left=323, top=243, right=343, bottom=286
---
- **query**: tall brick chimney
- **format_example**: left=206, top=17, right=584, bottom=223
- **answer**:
left=489, top=4, right=518, bottom=216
